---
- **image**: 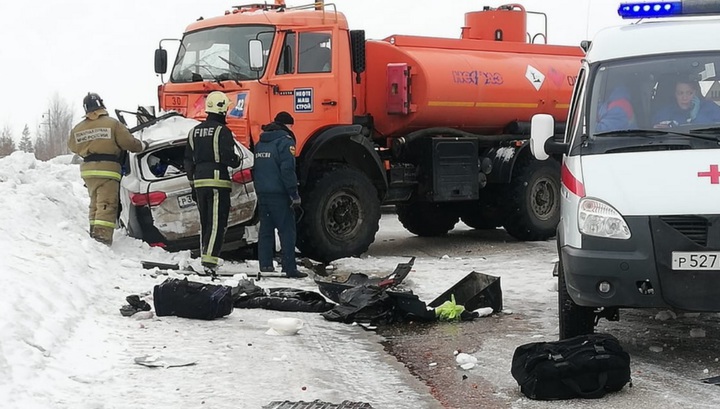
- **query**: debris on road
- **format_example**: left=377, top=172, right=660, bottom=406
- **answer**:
left=134, top=355, right=197, bottom=368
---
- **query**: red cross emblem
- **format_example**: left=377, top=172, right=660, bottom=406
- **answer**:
left=698, top=164, right=720, bottom=184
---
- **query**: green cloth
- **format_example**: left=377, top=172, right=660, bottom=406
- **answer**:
left=435, top=294, right=465, bottom=321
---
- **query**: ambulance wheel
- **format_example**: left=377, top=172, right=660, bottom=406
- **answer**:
left=558, top=261, right=596, bottom=340
left=297, top=166, right=380, bottom=263
left=396, top=202, right=459, bottom=236
left=503, top=158, right=560, bottom=241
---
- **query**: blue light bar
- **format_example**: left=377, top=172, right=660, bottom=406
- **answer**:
left=618, top=2, right=682, bottom=18
left=619, top=0, right=720, bottom=19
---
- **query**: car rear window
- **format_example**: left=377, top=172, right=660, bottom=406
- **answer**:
left=146, top=145, right=186, bottom=179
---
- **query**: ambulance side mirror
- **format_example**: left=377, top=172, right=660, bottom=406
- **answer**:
left=530, top=114, right=568, bottom=160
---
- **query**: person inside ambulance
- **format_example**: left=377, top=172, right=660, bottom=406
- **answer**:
left=653, top=78, right=720, bottom=127
left=596, top=85, right=637, bottom=132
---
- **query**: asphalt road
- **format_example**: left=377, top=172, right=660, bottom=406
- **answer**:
left=364, top=213, right=720, bottom=409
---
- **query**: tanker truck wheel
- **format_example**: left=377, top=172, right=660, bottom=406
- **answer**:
left=460, top=189, right=504, bottom=230
left=502, top=158, right=561, bottom=241
left=396, top=202, right=459, bottom=236
left=461, top=208, right=503, bottom=230
left=297, top=166, right=380, bottom=263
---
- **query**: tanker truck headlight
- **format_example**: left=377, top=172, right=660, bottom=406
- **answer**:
left=578, top=198, right=631, bottom=240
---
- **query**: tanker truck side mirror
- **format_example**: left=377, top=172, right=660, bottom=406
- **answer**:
left=249, top=39, right=264, bottom=72
left=154, top=48, right=168, bottom=74
left=350, top=30, right=366, bottom=76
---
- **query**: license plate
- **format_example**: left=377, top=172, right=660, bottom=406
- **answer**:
left=164, top=95, right=188, bottom=109
left=177, top=194, right=195, bottom=209
left=672, top=252, right=720, bottom=270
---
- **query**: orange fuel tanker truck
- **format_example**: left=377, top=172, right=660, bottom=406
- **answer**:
left=152, top=1, right=583, bottom=262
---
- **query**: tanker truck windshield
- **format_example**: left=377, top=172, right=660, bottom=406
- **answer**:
left=170, top=25, right=274, bottom=83
left=589, top=52, right=720, bottom=143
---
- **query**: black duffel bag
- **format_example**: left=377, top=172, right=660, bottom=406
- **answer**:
left=153, top=277, right=233, bottom=320
left=511, top=333, right=631, bottom=400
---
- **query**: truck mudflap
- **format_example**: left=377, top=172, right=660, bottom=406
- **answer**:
left=562, top=216, right=720, bottom=311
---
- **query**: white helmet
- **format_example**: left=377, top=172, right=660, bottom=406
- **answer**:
left=205, top=91, right=231, bottom=115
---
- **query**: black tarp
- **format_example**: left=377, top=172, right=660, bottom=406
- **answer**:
left=232, top=280, right=334, bottom=313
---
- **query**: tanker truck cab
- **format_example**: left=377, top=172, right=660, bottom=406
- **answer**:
left=530, top=1, right=720, bottom=339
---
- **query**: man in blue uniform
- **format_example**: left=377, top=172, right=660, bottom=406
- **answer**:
left=184, top=91, right=241, bottom=278
left=254, top=111, right=306, bottom=278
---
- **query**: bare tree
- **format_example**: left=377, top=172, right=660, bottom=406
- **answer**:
left=18, top=125, right=33, bottom=153
left=35, top=93, right=75, bottom=160
left=0, top=124, right=16, bottom=157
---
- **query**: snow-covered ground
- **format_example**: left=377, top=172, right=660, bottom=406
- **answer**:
left=5, top=151, right=720, bottom=409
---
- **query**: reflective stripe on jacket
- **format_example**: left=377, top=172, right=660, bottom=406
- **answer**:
left=67, top=110, right=143, bottom=180
left=184, top=116, right=241, bottom=189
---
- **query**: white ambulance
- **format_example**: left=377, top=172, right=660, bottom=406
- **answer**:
left=531, top=0, right=720, bottom=339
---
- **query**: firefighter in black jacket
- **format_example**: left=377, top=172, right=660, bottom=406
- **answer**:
left=184, top=91, right=241, bottom=277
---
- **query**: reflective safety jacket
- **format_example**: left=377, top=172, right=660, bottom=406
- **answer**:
left=184, top=114, right=241, bottom=189
left=67, top=109, right=143, bottom=181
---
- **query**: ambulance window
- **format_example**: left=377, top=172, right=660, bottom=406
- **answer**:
left=298, top=32, right=332, bottom=73
left=566, top=68, right=586, bottom=145
left=276, top=32, right=296, bottom=75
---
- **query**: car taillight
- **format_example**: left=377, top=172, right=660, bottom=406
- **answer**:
left=232, top=168, right=253, bottom=184
left=130, top=192, right=167, bottom=206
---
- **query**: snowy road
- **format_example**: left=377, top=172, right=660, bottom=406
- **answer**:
left=4, top=152, right=720, bottom=408
left=366, top=215, right=720, bottom=409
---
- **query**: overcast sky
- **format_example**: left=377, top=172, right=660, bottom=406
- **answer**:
left=0, top=0, right=624, bottom=140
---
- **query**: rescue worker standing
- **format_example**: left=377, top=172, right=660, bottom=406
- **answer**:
left=68, top=92, right=145, bottom=246
left=254, top=111, right=306, bottom=278
left=184, top=91, right=241, bottom=277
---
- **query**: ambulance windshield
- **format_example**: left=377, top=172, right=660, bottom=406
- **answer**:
left=590, top=53, right=720, bottom=136
left=170, top=25, right=275, bottom=83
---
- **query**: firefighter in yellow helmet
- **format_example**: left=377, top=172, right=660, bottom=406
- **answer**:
left=184, top=91, right=242, bottom=278
left=68, top=92, right=146, bottom=245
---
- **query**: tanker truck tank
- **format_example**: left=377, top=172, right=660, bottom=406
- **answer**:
left=361, top=4, right=584, bottom=139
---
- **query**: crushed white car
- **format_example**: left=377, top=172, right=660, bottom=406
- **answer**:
left=118, top=112, right=257, bottom=252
